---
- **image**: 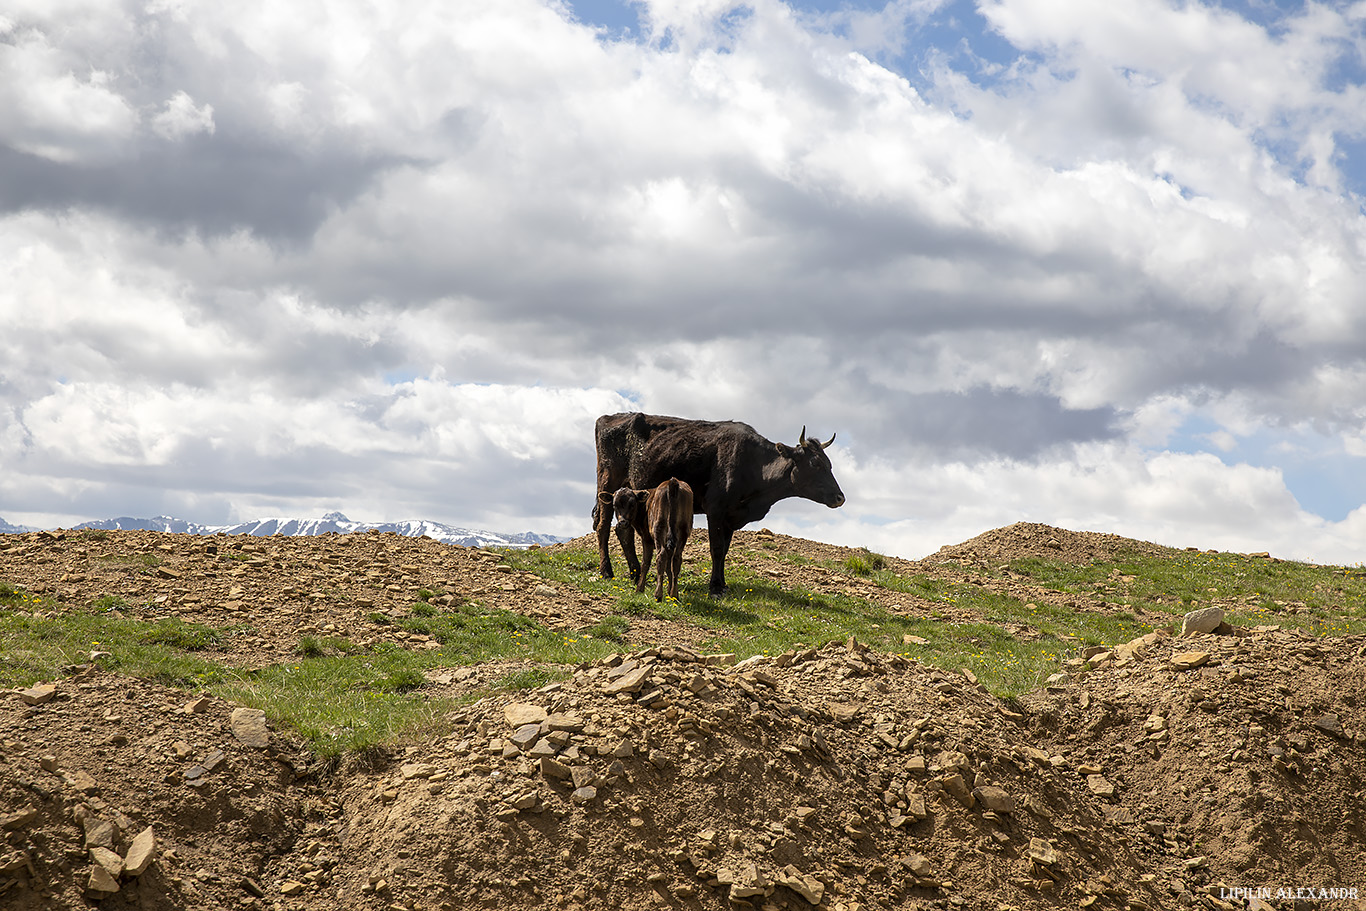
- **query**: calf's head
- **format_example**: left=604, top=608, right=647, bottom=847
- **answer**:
left=612, top=488, right=644, bottom=524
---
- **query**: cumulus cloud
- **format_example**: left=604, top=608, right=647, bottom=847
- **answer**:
left=0, top=0, right=1364, bottom=562
left=152, top=91, right=215, bottom=141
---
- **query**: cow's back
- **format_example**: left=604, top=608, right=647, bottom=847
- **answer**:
left=596, top=413, right=762, bottom=511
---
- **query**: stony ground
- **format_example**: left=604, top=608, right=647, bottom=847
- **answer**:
left=2, top=523, right=1365, bottom=910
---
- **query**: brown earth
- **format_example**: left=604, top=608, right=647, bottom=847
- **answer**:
left=2, top=523, right=1365, bottom=911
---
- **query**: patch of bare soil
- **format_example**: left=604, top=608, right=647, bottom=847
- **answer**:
left=3, top=524, right=1366, bottom=911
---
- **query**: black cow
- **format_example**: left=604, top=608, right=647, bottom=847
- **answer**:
left=592, top=412, right=845, bottom=596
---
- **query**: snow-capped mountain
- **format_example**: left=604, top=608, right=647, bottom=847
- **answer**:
left=68, top=512, right=566, bottom=548
left=0, top=516, right=36, bottom=534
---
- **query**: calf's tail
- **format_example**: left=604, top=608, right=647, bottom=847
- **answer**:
left=662, top=478, right=680, bottom=552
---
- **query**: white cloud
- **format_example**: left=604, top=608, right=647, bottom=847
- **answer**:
left=0, top=26, right=138, bottom=162
left=152, top=91, right=215, bottom=140
left=0, top=0, right=1364, bottom=560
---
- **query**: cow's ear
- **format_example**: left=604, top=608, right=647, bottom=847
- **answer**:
left=776, top=442, right=796, bottom=457
left=598, top=491, right=613, bottom=505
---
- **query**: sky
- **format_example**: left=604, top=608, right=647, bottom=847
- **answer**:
left=3, top=0, right=1366, bottom=563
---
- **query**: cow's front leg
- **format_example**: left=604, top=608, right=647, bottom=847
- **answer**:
left=594, top=495, right=614, bottom=579
left=706, top=524, right=733, bottom=597
left=615, top=521, right=641, bottom=584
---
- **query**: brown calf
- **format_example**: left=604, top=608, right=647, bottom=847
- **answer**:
left=599, top=478, right=693, bottom=601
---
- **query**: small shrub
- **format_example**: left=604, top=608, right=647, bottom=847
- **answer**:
left=369, top=612, right=391, bottom=626
left=375, top=668, right=425, bottom=693
left=585, top=614, right=630, bottom=641
left=411, top=602, right=437, bottom=618
left=296, top=636, right=325, bottom=658
left=496, top=667, right=560, bottom=691
left=416, top=589, right=435, bottom=603
left=138, top=619, right=221, bottom=651
left=92, top=594, right=129, bottom=612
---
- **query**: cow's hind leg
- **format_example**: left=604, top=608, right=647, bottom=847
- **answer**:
left=655, top=545, right=670, bottom=602
left=668, top=544, right=684, bottom=600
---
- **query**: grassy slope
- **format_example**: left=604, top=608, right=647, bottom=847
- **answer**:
left=3, top=539, right=1364, bottom=755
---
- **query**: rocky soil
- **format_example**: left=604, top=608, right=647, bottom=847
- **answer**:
left=2, top=523, right=1365, bottom=910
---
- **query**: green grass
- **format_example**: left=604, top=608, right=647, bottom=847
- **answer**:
left=0, top=585, right=617, bottom=756
left=500, top=546, right=1137, bottom=697
left=5, top=538, right=1364, bottom=758
left=1001, top=550, right=1366, bottom=636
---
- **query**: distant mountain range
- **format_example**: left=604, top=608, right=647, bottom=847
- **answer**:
left=0, top=516, right=33, bottom=534
left=0, top=512, right=566, bottom=549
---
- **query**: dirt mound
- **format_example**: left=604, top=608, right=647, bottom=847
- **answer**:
left=4, top=524, right=1366, bottom=910
left=0, top=670, right=329, bottom=911
left=1020, top=626, right=1366, bottom=891
left=929, top=522, right=1174, bottom=567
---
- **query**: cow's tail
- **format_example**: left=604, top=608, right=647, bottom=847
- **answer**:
left=662, top=478, right=680, bottom=552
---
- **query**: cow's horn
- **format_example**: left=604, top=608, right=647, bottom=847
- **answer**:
left=821, top=432, right=836, bottom=449
left=799, top=426, right=807, bottom=446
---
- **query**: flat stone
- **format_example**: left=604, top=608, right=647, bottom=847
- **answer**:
left=89, top=846, right=124, bottom=878
left=777, top=865, right=824, bottom=904
left=229, top=707, right=271, bottom=748
left=905, top=793, right=928, bottom=820
left=70, top=770, right=99, bottom=793
left=0, top=851, right=34, bottom=877
left=826, top=701, right=861, bottom=723
left=1028, top=837, right=1059, bottom=866
left=86, top=864, right=121, bottom=895
left=1086, top=774, right=1117, bottom=798
left=904, top=853, right=935, bottom=878
left=539, top=757, right=573, bottom=781
left=510, top=723, right=543, bottom=751
left=83, top=818, right=116, bottom=850
left=509, top=792, right=539, bottom=811
left=544, top=713, right=585, bottom=732
left=183, top=696, right=211, bottom=714
left=603, top=665, right=651, bottom=695
left=939, top=773, right=975, bottom=808
left=1103, top=806, right=1135, bottom=825
left=279, top=880, right=305, bottom=896
left=973, top=786, right=1015, bottom=814
left=1181, top=607, right=1225, bottom=637
left=528, top=738, right=559, bottom=759
left=124, top=826, right=157, bottom=876
left=0, top=807, right=38, bottom=830
left=19, top=684, right=56, bottom=706
left=1313, top=714, right=1344, bottom=738
left=503, top=703, right=547, bottom=727
left=1169, top=652, right=1210, bottom=671
left=570, top=786, right=597, bottom=805
left=400, top=762, right=436, bottom=779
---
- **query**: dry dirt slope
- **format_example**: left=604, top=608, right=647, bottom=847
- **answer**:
left=1, top=524, right=1365, bottom=911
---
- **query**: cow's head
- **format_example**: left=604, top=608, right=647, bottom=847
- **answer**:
left=778, top=426, right=845, bottom=508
